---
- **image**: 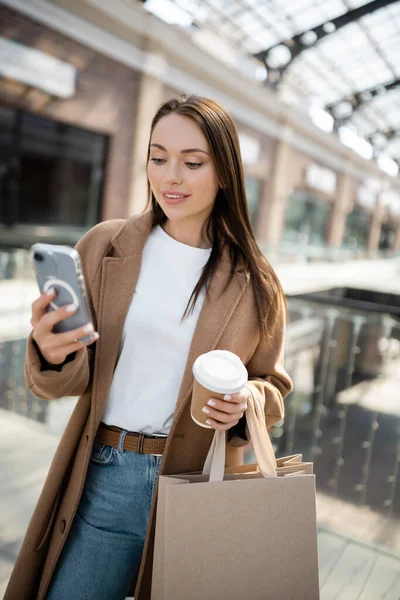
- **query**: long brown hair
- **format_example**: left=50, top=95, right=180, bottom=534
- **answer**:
left=146, top=94, right=286, bottom=342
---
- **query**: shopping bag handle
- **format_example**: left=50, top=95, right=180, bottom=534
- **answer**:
left=203, top=385, right=277, bottom=482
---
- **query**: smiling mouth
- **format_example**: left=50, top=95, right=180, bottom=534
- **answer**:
left=161, top=192, right=191, bottom=205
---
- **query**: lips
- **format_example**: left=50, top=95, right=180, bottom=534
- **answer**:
left=161, top=192, right=191, bottom=206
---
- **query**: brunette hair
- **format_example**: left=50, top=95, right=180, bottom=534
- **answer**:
left=146, top=94, right=286, bottom=341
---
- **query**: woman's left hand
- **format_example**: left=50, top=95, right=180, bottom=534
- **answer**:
left=202, top=388, right=250, bottom=431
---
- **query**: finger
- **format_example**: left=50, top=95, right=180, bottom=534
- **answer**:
left=35, top=302, right=78, bottom=336
left=63, top=336, right=99, bottom=355
left=202, top=405, right=244, bottom=424
left=206, top=418, right=240, bottom=431
left=47, top=322, right=97, bottom=347
left=44, top=335, right=99, bottom=364
left=223, top=392, right=249, bottom=404
left=31, top=288, right=57, bottom=328
left=205, top=398, right=247, bottom=414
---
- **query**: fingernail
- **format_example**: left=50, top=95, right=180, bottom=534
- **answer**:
left=207, top=399, right=216, bottom=407
left=206, top=419, right=212, bottom=426
left=202, top=406, right=211, bottom=414
left=66, top=304, right=77, bottom=313
left=83, top=323, right=94, bottom=333
left=46, top=288, right=55, bottom=296
left=224, top=394, right=232, bottom=401
left=92, top=332, right=99, bottom=340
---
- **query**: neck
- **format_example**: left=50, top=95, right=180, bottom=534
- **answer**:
left=162, top=217, right=212, bottom=249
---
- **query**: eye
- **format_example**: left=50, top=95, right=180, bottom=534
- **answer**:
left=150, top=158, right=166, bottom=165
left=186, top=162, right=203, bottom=169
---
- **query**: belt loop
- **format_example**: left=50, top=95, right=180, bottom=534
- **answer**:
left=117, top=429, right=128, bottom=452
left=138, top=433, right=145, bottom=454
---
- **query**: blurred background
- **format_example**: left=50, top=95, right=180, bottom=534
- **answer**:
left=0, top=0, right=400, bottom=597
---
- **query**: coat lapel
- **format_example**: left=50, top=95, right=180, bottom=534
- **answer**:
left=171, top=262, right=250, bottom=426
left=94, top=255, right=142, bottom=425
left=93, top=211, right=153, bottom=425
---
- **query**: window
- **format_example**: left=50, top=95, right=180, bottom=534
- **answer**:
left=343, top=207, right=371, bottom=250
left=0, top=107, right=108, bottom=229
left=283, top=188, right=331, bottom=246
left=379, top=222, right=396, bottom=251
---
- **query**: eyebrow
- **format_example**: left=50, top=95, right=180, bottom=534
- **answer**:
left=150, top=143, right=209, bottom=155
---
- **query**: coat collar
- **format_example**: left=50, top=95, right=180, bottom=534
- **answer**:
left=109, top=208, right=244, bottom=272
left=110, top=209, right=154, bottom=257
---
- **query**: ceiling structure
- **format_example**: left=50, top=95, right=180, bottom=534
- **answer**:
left=141, top=0, right=400, bottom=173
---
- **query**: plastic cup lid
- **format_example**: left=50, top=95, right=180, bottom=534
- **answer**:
left=192, top=350, right=248, bottom=394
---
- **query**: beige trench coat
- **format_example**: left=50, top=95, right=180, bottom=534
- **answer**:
left=5, top=209, right=292, bottom=600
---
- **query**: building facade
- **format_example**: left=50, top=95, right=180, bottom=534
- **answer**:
left=1, top=0, right=399, bottom=257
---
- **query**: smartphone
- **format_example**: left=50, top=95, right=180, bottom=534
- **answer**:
left=31, top=243, right=95, bottom=343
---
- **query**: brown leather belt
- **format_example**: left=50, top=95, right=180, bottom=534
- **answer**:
left=95, top=423, right=167, bottom=456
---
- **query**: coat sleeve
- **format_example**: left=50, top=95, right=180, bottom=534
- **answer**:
left=227, top=299, right=293, bottom=448
left=24, top=332, right=91, bottom=400
left=24, top=220, right=123, bottom=400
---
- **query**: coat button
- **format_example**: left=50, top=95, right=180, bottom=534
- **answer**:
left=60, top=519, right=66, bottom=534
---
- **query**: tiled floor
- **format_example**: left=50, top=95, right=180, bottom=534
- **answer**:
left=1, top=408, right=399, bottom=599
left=318, top=528, right=400, bottom=599
left=0, top=410, right=60, bottom=598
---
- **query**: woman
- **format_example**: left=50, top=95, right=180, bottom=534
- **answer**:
left=5, top=95, right=292, bottom=600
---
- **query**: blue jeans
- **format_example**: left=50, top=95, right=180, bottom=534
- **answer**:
left=45, top=431, right=163, bottom=600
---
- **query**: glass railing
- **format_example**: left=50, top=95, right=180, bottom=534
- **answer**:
left=259, top=236, right=400, bottom=263
left=273, top=294, right=400, bottom=553
left=0, top=248, right=45, bottom=422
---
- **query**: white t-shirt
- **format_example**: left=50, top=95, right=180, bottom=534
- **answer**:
left=101, top=225, right=211, bottom=435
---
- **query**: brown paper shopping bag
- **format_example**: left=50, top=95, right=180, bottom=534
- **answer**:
left=152, top=395, right=320, bottom=600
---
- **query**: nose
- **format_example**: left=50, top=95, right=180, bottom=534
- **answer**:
left=164, top=160, right=183, bottom=186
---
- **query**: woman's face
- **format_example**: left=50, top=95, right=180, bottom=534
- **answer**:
left=147, top=113, right=220, bottom=227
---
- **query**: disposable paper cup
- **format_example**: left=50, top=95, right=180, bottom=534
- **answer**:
left=191, top=350, right=248, bottom=428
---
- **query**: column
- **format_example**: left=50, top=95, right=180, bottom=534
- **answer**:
left=326, top=169, right=352, bottom=248
left=367, top=197, right=385, bottom=253
left=257, top=128, right=293, bottom=253
left=127, top=49, right=166, bottom=216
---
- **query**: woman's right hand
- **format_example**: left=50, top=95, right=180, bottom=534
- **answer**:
left=31, top=289, right=99, bottom=365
